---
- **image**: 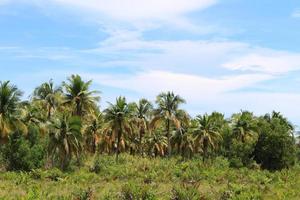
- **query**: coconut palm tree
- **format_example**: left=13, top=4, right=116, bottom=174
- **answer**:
left=103, top=96, right=133, bottom=161
left=171, top=125, right=194, bottom=158
left=193, top=114, right=222, bottom=162
left=0, top=81, right=25, bottom=143
left=232, top=111, right=257, bottom=142
left=144, top=130, right=168, bottom=157
left=151, top=91, right=186, bottom=156
left=19, top=101, right=48, bottom=137
left=48, top=114, right=82, bottom=170
left=84, top=113, right=103, bottom=153
left=264, top=111, right=294, bottom=134
left=33, top=79, right=62, bottom=119
left=63, top=75, right=100, bottom=117
left=132, top=98, right=153, bottom=154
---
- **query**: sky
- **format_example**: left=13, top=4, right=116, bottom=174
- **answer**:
left=0, top=0, right=300, bottom=126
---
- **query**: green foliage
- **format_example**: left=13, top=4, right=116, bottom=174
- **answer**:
left=254, top=113, right=296, bottom=170
left=48, top=114, right=82, bottom=170
left=4, top=131, right=44, bottom=171
left=0, top=154, right=300, bottom=199
left=119, top=182, right=156, bottom=200
left=1, top=76, right=300, bottom=199
left=73, top=187, right=93, bottom=200
left=25, top=186, right=43, bottom=200
left=171, top=185, right=202, bottom=200
left=89, top=156, right=101, bottom=174
left=228, top=139, right=256, bottom=168
left=45, top=168, right=65, bottom=181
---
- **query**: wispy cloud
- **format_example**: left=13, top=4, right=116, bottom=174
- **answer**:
left=1, top=0, right=300, bottom=124
left=291, top=9, right=300, bottom=18
left=223, top=51, right=300, bottom=75
left=51, top=0, right=216, bottom=21
left=2, top=0, right=218, bottom=33
left=0, top=0, right=10, bottom=5
left=85, top=70, right=272, bottom=98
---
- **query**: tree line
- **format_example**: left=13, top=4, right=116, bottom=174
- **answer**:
left=0, top=74, right=298, bottom=171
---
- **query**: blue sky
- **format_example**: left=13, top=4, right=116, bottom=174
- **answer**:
left=0, top=0, right=300, bottom=126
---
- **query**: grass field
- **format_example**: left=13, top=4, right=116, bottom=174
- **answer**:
left=0, top=154, right=300, bottom=200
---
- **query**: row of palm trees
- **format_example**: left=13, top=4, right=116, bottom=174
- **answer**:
left=0, top=75, right=295, bottom=169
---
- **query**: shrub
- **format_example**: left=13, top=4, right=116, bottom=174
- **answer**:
left=254, top=116, right=296, bottom=170
left=89, top=157, right=101, bottom=174
left=119, top=182, right=156, bottom=200
left=229, top=157, right=244, bottom=169
left=254, top=130, right=296, bottom=170
left=4, top=131, right=45, bottom=171
left=228, top=139, right=256, bottom=168
left=171, top=185, right=202, bottom=200
left=73, top=187, right=93, bottom=200
left=30, top=169, right=43, bottom=180
left=25, top=186, right=43, bottom=200
left=46, top=168, right=65, bottom=181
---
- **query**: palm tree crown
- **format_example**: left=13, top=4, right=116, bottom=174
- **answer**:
left=63, top=75, right=100, bottom=116
left=232, top=111, right=257, bottom=142
left=0, top=81, right=23, bottom=140
left=193, top=114, right=222, bottom=161
left=152, top=91, right=186, bottom=155
left=33, top=79, right=62, bottom=119
left=103, top=96, right=133, bottom=161
left=132, top=98, right=153, bottom=153
left=48, top=114, right=82, bottom=170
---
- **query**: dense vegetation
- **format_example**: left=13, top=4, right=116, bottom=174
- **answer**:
left=0, top=75, right=299, bottom=199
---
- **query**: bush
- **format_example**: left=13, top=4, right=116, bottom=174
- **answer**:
left=4, top=131, right=45, bottom=171
left=45, top=168, right=65, bottom=181
left=89, top=157, right=101, bottom=174
left=229, top=157, right=244, bottom=169
left=119, top=182, right=156, bottom=200
left=25, top=186, right=43, bottom=200
left=253, top=115, right=296, bottom=170
left=171, top=185, right=202, bottom=200
left=5, top=132, right=44, bottom=171
left=228, top=139, right=256, bottom=168
left=254, top=131, right=296, bottom=170
left=73, top=187, right=93, bottom=200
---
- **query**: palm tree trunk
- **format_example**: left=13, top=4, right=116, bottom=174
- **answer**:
left=203, top=138, right=208, bottom=162
left=139, top=128, right=144, bottom=155
left=47, top=105, right=52, bottom=119
left=76, top=101, right=81, bottom=116
left=166, top=119, right=171, bottom=156
left=116, top=126, right=122, bottom=162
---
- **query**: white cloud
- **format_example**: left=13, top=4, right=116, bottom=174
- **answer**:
left=85, top=70, right=273, bottom=101
left=13, top=0, right=217, bottom=32
left=0, top=0, right=10, bottom=5
left=223, top=51, right=300, bottom=75
left=85, top=70, right=300, bottom=124
left=51, top=0, right=216, bottom=21
left=292, top=9, right=300, bottom=18
left=84, top=31, right=300, bottom=76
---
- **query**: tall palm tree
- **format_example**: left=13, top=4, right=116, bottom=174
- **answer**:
left=193, top=114, right=222, bottom=162
left=144, top=130, right=168, bottom=157
left=19, top=101, right=48, bottom=137
left=103, top=96, right=133, bottom=161
left=63, top=75, right=100, bottom=117
left=151, top=91, right=186, bottom=156
left=264, top=111, right=294, bottom=134
left=48, top=114, right=82, bottom=170
left=232, top=111, right=257, bottom=142
left=33, top=79, right=62, bottom=119
left=84, top=113, right=103, bottom=153
left=132, top=98, right=153, bottom=154
left=0, top=81, right=25, bottom=143
left=171, top=125, right=194, bottom=158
